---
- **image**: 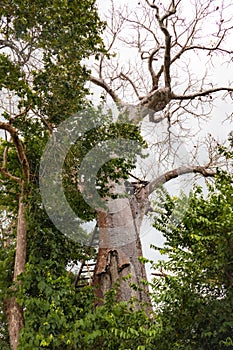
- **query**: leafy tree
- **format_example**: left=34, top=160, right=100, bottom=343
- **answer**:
left=0, top=1, right=104, bottom=348
left=151, top=167, right=233, bottom=349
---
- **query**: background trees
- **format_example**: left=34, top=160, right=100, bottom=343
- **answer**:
left=150, top=163, right=233, bottom=349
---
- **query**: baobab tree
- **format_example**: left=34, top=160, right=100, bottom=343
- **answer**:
left=0, top=1, right=232, bottom=347
left=83, top=0, right=233, bottom=306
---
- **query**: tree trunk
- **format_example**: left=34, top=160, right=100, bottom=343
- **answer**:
left=3, top=298, right=24, bottom=350
left=13, top=195, right=27, bottom=280
left=4, top=194, right=27, bottom=350
left=93, top=182, right=152, bottom=310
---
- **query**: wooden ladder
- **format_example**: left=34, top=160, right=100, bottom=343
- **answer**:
left=74, top=225, right=99, bottom=288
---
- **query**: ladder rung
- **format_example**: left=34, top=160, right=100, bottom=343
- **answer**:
left=82, top=266, right=95, bottom=270
left=74, top=225, right=99, bottom=289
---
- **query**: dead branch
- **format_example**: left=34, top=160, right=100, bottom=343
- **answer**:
left=147, top=47, right=160, bottom=89
left=119, top=72, right=141, bottom=99
left=152, top=271, right=168, bottom=278
left=154, top=1, right=176, bottom=89
left=90, top=0, right=232, bottom=129
left=147, top=165, right=216, bottom=195
left=172, top=87, right=233, bottom=100
left=89, top=75, right=122, bottom=105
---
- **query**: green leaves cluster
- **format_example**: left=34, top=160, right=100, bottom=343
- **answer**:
left=151, top=171, right=233, bottom=349
left=0, top=0, right=105, bottom=124
left=63, top=107, right=147, bottom=220
left=19, top=286, right=157, bottom=350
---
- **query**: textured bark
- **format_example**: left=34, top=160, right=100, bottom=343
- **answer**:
left=0, top=123, right=29, bottom=349
left=5, top=195, right=27, bottom=350
left=3, top=298, right=24, bottom=350
left=93, top=182, right=152, bottom=310
left=13, top=196, right=27, bottom=280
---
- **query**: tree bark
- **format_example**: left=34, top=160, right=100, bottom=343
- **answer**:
left=4, top=194, right=27, bottom=350
left=92, top=166, right=215, bottom=309
left=13, top=195, right=27, bottom=280
left=3, top=298, right=24, bottom=350
left=93, top=182, right=152, bottom=310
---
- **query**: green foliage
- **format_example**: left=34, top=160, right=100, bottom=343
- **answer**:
left=0, top=2, right=150, bottom=349
left=19, top=286, right=157, bottom=350
left=0, top=0, right=105, bottom=124
left=69, top=291, right=156, bottom=350
left=16, top=164, right=233, bottom=350
left=62, top=107, right=147, bottom=220
left=151, top=171, right=233, bottom=349
left=0, top=1, right=105, bottom=347
left=18, top=272, right=93, bottom=350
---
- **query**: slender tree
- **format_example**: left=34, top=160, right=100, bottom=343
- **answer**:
left=0, top=1, right=104, bottom=348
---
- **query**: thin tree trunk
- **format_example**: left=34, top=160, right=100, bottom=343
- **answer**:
left=93, top=182, right=152, bottom=310
left=13, top=195, right=27, bottom=280
left=4, top=194, right=27, bottom=350
left=3, top=298, right=24, bottom=350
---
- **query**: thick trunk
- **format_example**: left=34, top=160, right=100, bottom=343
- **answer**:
left=93, top=182, right=151, bottom=310
left=5, top=195, right=27, bottom=350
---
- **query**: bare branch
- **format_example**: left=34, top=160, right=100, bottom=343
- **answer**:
left=91, top=0, right=232, bottom=126
left=147, top=47, right=160, bottom=89
left=171, top=40, right=233, bottom=66
left=145, top=0, right=158, bottom=10
left=119, top=72, right=141, bottom=99
left=152, top=271, right=168, bottom=278
left=147, top=165, right=216, bottom=195
left=172, top=87, right=233, bottom=101
left=89, top=75, right=123, bottom=105
left=154, top=4, right=175, bottom=89
left=9, top=106, right=31, bottom=123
